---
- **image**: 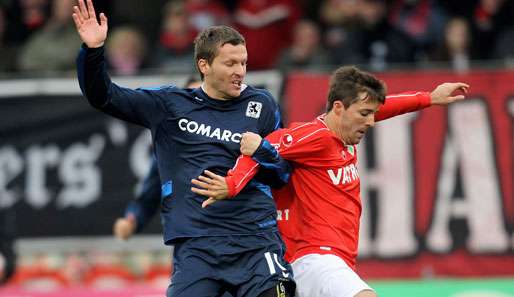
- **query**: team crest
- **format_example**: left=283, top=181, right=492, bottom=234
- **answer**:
left=246, top=101, right=262, bottom=118
left=281, top=134, right=293, bottom=147
left=347, top=145, right=355, bottom=156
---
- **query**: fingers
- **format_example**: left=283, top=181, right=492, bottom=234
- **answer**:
left=202, top=198, right=217, bottom=208
left=72, top=13, right=82, bottom=29
left=72, top=6, right=84, bottom=24
left=449, top=82, right=469, bottom=93
left=192, top=177, right=210, bottom=188
left=449, top=95, right=465, bottom=102
left=87, top=0, right=97, bottom=20
left=78, top=0, right=89, bottom=19
left=99, top=12, right=108, bottom=27
left=191, top=186, right=212, bottom=197
left=203, top=170, right=225, bottom=181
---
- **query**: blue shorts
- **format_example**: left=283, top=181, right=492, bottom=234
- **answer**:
left=166, top=231, right=295, bottom=297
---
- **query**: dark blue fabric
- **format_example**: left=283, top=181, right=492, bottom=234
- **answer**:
left=167, top=232, right=294, bottom=297
left=252, top=139, right=291, bottom=186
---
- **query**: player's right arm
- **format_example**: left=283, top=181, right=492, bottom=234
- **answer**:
left=114, top=158, right=162, bottom=240
left=73, top=0, right=167, bottom=128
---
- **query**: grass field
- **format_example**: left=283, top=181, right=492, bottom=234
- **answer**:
left=370, top=278, right=514, bottom=297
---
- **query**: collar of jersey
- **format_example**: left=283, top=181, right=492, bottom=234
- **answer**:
left=194, top=84, right=249, bottom=108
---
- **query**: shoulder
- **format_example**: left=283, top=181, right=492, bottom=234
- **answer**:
left=288, top=118, right=330, bottom=137
left=242, top=85, right=277, bottom=106
left=135, top=85, right=196, bottom=99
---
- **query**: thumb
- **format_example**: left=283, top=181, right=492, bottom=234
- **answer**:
left=202, top=198, right=216, bottom=208
left=449, top=95, right=465, bottom=102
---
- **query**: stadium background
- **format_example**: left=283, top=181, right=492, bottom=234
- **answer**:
left=1, top=0, right=514, bottom=296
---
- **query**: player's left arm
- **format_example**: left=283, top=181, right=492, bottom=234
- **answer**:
left=375, top=82, right=469, bottom=122
left=251, top=91, right=292, bottom=188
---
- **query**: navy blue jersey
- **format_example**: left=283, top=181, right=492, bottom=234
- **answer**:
left=125, top=156, right=289, bottom=233
left=77, top=45, right=287, bottom=244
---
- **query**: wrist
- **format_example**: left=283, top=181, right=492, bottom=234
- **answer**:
left=84, top=41, right=105, bottom=49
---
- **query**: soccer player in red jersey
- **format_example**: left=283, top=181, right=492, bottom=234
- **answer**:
left=192, top=66, right=468, bottom=297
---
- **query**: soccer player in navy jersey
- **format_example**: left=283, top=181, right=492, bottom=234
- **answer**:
left=72, top=0, right=294, bottom=296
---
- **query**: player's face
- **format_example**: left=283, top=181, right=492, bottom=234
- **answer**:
left=338, top=92, right=381, bottom=145
left=204, top=43, right=247, bottom=99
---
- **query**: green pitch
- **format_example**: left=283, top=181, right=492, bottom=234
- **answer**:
left=370, top=278, right=514, bottom=297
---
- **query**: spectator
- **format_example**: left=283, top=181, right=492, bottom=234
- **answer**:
left=152, top=0, right=197, bottom=73
left=106, top=26, right=148, bottom=76
left=276, top=19, right=329, bottom=71
left=388, top=0, right=448, bottom=60
left=431, top=17, right=473, bottom=72
left=319, top=0, right=360, bottom=27
left=493, top=26, right=514, bottom=64
left=470, top=0, right=514, bottom=59
left=234, top=0, right=300, bottom=70
left=319, top=0, right=365, bottom=66
left=111, top=0, right=164, bottom=46
left=7, top=0, right=49, bottom=45
left=324, top=0, right=415, bottom=70
left=185, top=0, right=230, bottom=31
left=17, top=0, right=82, bottom=73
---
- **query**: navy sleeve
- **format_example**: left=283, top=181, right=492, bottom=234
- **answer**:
left=76, top=44, right=169, bottom=128
left=124, top=158, right=161, bottom=232
left=252, top=139, right=291, bottom=187
left=252, top=91, right=291, bottom=188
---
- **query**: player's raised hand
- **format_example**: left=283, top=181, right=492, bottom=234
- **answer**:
left=72, top=0, right=108, bottom=48
left=430, top=82, right=469, bottom=105
left=240, top=132, right=262, bottom=156
left=191, top=170, right=230, bottom=208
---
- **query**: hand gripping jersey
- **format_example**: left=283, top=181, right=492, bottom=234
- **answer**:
left=77, top=45, right=286, bottom=244
left=225, top=92, right=432, bottom=269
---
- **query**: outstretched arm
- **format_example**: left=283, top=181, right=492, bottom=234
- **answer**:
left=376, top=82, right=469, bottom=122
left=74, top=0, right=168, bottom=128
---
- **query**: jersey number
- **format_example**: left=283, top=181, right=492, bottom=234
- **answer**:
left=264, top=252, right=289, bottom=278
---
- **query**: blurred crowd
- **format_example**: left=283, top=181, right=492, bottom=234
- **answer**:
left=1, top=0, right=514, bottom=75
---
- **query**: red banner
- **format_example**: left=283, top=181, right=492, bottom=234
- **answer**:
left=284, top=70, right=514, bottom=278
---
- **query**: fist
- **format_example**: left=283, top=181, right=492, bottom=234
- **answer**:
left=240, top=132, right=262, bottom=156
left=113, top=215, right=136, bottom=240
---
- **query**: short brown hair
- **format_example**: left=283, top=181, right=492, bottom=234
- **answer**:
left=194, top=26, right=246, bottom=80
left=326, top=66, right=386, bottom=112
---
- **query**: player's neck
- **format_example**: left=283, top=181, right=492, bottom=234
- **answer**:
left=201, top=83, right=231, bottom=101
left=324, top=112, right=345, bottom=143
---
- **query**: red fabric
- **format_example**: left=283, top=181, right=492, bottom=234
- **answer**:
left=159, top=30, right=198, bottom=53
left=234, top=0, right=300, bottom=69
left=185, top=1, right=229, bottom=20
left=226, top=92, right=431, bottom=269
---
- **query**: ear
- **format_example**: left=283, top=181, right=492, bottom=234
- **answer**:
left=197, top=59, right=209, bottom=77
left=332, top=100, right=345, bottom=115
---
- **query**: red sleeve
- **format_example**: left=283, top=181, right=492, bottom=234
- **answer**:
left=225, top=129, right=288, bottom=198
left=226, top=122, right=328, bottom=197
left=375, top=91, right=431, bottom=122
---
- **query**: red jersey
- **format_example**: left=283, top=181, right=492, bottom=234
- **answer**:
left=226, top=92, right=431, bottom=269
